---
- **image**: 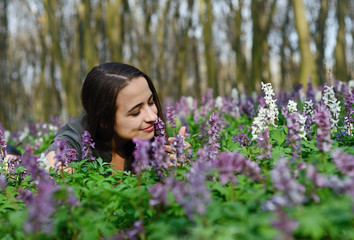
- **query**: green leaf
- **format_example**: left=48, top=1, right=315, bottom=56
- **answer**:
left=270, top=128, right=286, bottom=146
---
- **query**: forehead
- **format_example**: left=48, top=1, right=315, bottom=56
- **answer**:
left=116, top=76, right=152, bottom=111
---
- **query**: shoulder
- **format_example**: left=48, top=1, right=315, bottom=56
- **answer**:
left=47, top=115, right=88, bottom=156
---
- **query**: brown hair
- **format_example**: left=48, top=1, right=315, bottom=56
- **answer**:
left=81, top=62, right=164, bottom=142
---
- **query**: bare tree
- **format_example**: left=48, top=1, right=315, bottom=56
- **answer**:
left=334, top=0, right=350, bottom=81
left=291, top=0, right=318, bottom=87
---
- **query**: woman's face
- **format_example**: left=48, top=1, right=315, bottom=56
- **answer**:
left=113, top=76, right=158, bottom=143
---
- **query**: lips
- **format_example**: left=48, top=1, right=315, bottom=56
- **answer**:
left=141, top=125, right=154, bottom=132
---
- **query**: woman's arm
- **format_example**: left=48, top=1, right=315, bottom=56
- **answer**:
left=46, top=151, right=74, bottom=173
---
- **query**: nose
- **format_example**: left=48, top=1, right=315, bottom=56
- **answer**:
left=145, top=106, right=157, bottom=122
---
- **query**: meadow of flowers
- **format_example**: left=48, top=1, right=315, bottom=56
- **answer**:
left=0, top=79, right=354, bottom=239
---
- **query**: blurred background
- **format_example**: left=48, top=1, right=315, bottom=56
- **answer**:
left=0, top=0, right=353, bottom=131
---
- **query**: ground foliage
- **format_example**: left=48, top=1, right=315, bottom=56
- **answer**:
left=0, top=80, right=354, bottom=239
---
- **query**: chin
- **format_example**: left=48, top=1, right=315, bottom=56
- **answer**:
left=138, top=132, right=155, bottom=140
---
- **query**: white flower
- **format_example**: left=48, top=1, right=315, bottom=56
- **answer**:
left=303, top=100, right=314, bottom=118
left=251, top=107, right=268, bottom=140
left=348, top=80, right=354, bottom=92
left=322, top=85, right=341, bottom=129
left=287, top=100, right=298, bottom=113
left=298, top=113, right=307, bottom=140
left=261, top=82, right=279, bottom=127
left=251, top=82, right=279, bottom=140
left=18, top=127, right=29, bottom=142
left=215, top=96, right=223, bottom=109
left=315, top=91, right=322, bottom=103
left=231, top=88, right=239, bottom=105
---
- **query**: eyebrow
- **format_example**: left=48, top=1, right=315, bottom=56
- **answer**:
left=127, top=94, right=154, bottom=113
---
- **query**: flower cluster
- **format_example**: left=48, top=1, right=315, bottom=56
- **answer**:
left=151, top=135, right=169, bottom=177
left=154, top=117, right=166, bottom=137
left=303, top=100, right=314, bottom=137
left=132, top=138, right=151, bottom=174
left=0, top=129, right=6, bottom=160
left=251, top=107, right=268, bottom=140
left=207, top=112, right=223, bottom=159
left=0, top=174, right=7, bottom=191
left=166, top=106, right=176, bottom=128
left=264, top=158, right=306, bottom=210
left=53, top=139, right=78, bottom=172
left=343, top=91, right=354, bottom=136
left=313, top=105, right=332, bottom=152
left=81, top=130, right=95, bottom=160
left=286, top=112, right=306, bottom=159
left=213, top=151, right=263, bottom=185
left=287, top=100, right=298, bottom=113
left=149, top=157, right=212, bottom=218
left=231, top=133, right=251, bottom=147
left=331, top=148, right=354, bottom=177
left=251, top=82, right=279, bottom=140
left=241, top=97, right=256, bottom=119
left=256, top=129, right=272, bottom=160
left=272, top=208, right=298, bottom=240
left=322, top=85, right=341, bottom=129
left=261, top=82, right=279, bottom=126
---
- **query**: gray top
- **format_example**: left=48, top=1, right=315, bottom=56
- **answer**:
left=47, top=115, right=113, bottom=165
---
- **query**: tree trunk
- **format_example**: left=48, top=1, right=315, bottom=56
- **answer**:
left=106, top=0, right=124, bottom=62
left=314, top=0, right=328, bottom=85
left=291, top=0, right=318, bottom=87
left=250, top=0, right=276, bottom=93
left=0, top=0, right=8, bottom=128
left=200, top=0, right=218, bottom=95
left=334, top=0, right=349, bottom=82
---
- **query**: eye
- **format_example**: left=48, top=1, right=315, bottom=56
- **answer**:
left=148, top=98, right=155, bottom=106
left=131, top=111, right=140, bottom=117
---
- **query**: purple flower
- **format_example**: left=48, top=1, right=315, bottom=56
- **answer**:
left=286, top=112, right=306, bottom=160
left=241, top=97, right=255, bottom=119
left=343, top=91, right=354, bottom=135
left=148, top=182, right=168, bottom=207
left=272, top=208, right=298, bottom=240
left=149, top=156, right=212, bottom=218
left=327, top=176, right=354, bottom=197
left=213, top=152, right=238, bottom=185
left=64, top=187, right=81, bottom=208
left=214, top=151, right=263, bottom=185
left=66, top=148, right=78, bottom=164
left=313, top=105, right=332, bottom=152
left=132, top=138, right=151, bottom=174
left=114, top=220, right=145, bottom=240
left=24, top=179, right=60, bottom=235
left=53, top=139, right=78, bottom=171
left=151, top=135, right=170, bottom=177
left=154, top=117, right=166, bottom=137
left=166, top=106, right=176, bottom=128
left=265, top=158, right=306, bottom=210
left=81, top=130, right=96, bottom=160
left=201, top=88, right=215, bottom=117
left=16, top=187, right=34, bottom=204
left=183, top=159, right=212, bottom=216
left=0, top=129, right=7, bottom=159
left=172, top=134, right=186, bottom=165
left=306, top=77, right=315, bottom=103
left=54, top=139, right=67, bottom=172
left=6, top=155, right=22, bottom=176
left=207, top=112, right=223, bottom=159
left=21, top=147, right=47, bottom=182
left=0, top=174, right=7, bottom=191
left=331, top=148, right=354, bottom=177
left=305, top=164, right=328, bottom=188
left=256, top=129, right=272, bottom=160
left=231, top=133, right=251, bottom=147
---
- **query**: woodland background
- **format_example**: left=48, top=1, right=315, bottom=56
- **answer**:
left=0, top=0, right=353, bottom=131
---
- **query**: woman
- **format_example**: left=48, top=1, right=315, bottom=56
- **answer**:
left=46, top=62, right=187, bottom=171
